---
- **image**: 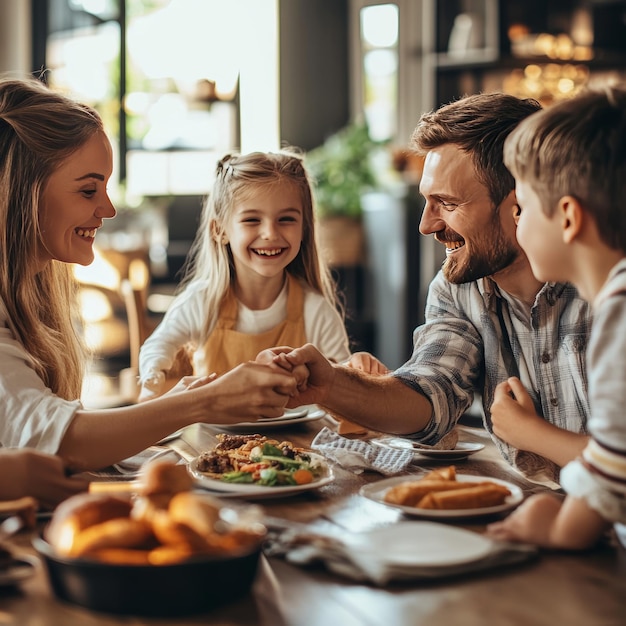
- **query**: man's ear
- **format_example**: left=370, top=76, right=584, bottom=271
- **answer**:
left=560, top=196, right=583, bottom=244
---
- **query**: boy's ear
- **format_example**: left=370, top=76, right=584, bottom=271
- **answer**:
left=507, top=190, right=521, bottom=225
left=560, top=196, right=583, bottom=244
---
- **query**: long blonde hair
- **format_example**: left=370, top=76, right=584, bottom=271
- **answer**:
left=180, top=148, right=343, bottom=342
left=0, top=77, right=104, bottom=399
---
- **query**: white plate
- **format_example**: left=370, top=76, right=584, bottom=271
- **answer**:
left=218, top=406, right=326, bottom=431
left=188, top=452, right=334, bottom=498
left=346, top=521, right=494, bottom=568
left=257, top=406, right=310, bottom=421
left=371, top=436, right=485, bottom=461
left=360, top=474, right=523, bottom=519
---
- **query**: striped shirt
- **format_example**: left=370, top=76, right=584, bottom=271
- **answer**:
left=560, top=259, right=626, bottom=522
left=393, top=270, right=591, bottom=483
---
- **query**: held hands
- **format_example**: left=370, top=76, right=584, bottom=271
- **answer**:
left=256, top=346, right=309, bottom=391
left=491, top=377, right=547, bottom=452
left=196, top=360, right=298, bottom=422
left=255, top=343, right=334, bottom=407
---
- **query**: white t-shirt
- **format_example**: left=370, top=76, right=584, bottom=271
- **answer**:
left=0, top=299, right=81, bottom=453
left=139, top=278, right=351, bottom=383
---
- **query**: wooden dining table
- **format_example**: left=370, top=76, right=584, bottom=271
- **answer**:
left=2, top=414, right=625, bottom=626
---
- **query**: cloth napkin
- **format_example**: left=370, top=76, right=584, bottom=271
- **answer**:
left=263, top=521, right=539, bottom=586
left=311, top=427, right=413, bottom=476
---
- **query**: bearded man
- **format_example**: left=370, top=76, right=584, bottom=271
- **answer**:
left=263, top=93, right=590, bottom=484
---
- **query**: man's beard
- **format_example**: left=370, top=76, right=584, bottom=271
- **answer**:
left=443, top=219, right=519, bottom=284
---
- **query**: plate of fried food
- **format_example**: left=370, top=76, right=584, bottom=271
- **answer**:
left=188, top=433, right=334, bottom=498
left=360, top=466, right=523, bottom=519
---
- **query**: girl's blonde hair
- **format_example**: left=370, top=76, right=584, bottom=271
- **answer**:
left=180, top=148, right=343, bottom=342
left=0, top=76, right=104, bottom=399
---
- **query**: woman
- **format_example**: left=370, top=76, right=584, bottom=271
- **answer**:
left=0, top=76, right=297, bottom=472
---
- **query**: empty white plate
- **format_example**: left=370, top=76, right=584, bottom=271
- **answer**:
left=346, top=521, right=494, bottom=568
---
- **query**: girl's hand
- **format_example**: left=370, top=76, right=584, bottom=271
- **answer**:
left=345, top=352, right=390, bottom=375
left=490, top=377, right=545, bottom=451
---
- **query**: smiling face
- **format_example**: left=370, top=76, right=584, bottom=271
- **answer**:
left=223, top=182, right=304, bottom=284
left=418, top=144, right=521, bottom=284
left=38, top=130, right=115, bottom=268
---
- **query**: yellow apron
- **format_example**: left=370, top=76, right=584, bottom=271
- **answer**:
left=199, top=273, right=307, bottom=376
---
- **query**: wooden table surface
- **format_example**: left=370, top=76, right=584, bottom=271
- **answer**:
left=2, top=415, right=625, bottom=626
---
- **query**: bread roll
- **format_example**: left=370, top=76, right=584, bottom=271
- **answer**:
left=139, top=460, right=194, bottom=496
left=46, top=493, right=133, bottom=554
left=67, top=518, right=154, bottom=558
left=150, top=508, right=211, bottom=551
left=148, top=544, right=195, bottom=565
left=90, top=547, right=152, bottom=565
left=168, top=492, right=221, bottom=537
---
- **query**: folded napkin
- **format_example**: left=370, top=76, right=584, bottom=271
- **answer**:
left=264, top=521, right=539, bottom=586
left=311, top=427, right=413, bottom=476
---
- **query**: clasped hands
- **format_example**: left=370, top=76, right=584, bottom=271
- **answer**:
left=170, top=344, right=390, bottom=416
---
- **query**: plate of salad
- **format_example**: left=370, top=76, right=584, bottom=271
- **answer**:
left=187, top=433, right=334, bottom=497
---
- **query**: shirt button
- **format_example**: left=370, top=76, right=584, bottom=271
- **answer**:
left=550, top=398, right=559, bottom=406
left=541, top=352, right=551, bottom=363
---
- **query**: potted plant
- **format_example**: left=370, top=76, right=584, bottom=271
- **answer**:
left=305, top=122, right=383, bottom=266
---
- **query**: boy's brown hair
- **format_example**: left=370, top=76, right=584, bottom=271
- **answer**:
left=504, top=85, right=626, bottom=252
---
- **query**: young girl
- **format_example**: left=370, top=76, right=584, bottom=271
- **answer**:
left=138, top=149, right=350, bottom=400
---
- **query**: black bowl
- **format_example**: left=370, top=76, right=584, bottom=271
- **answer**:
left=33, top=534, right=262, bottom=617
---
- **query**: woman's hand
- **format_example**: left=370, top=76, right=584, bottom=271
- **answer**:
left=0, top=449, right=89, bottom=509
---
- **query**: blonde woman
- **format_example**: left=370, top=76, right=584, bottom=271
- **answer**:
left=0, top=76, right=298, bottom=473
left=138, top=150, right=350, bottom=400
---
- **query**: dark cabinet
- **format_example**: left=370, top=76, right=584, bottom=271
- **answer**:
left=427, top=0, right=626, bottom=109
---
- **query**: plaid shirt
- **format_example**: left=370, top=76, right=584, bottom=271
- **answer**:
left=394, top=270, right=591, bottom=482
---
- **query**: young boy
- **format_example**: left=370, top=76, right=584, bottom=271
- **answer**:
left=487, top=85, right=626, bottom=550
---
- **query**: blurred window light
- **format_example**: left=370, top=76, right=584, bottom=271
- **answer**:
left=361, top=4, right=398, bottom=48
left=360, top=3, right=399, bottom=142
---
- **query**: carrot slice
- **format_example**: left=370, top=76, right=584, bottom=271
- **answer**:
left=292, top=469, right=314, bottom=485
